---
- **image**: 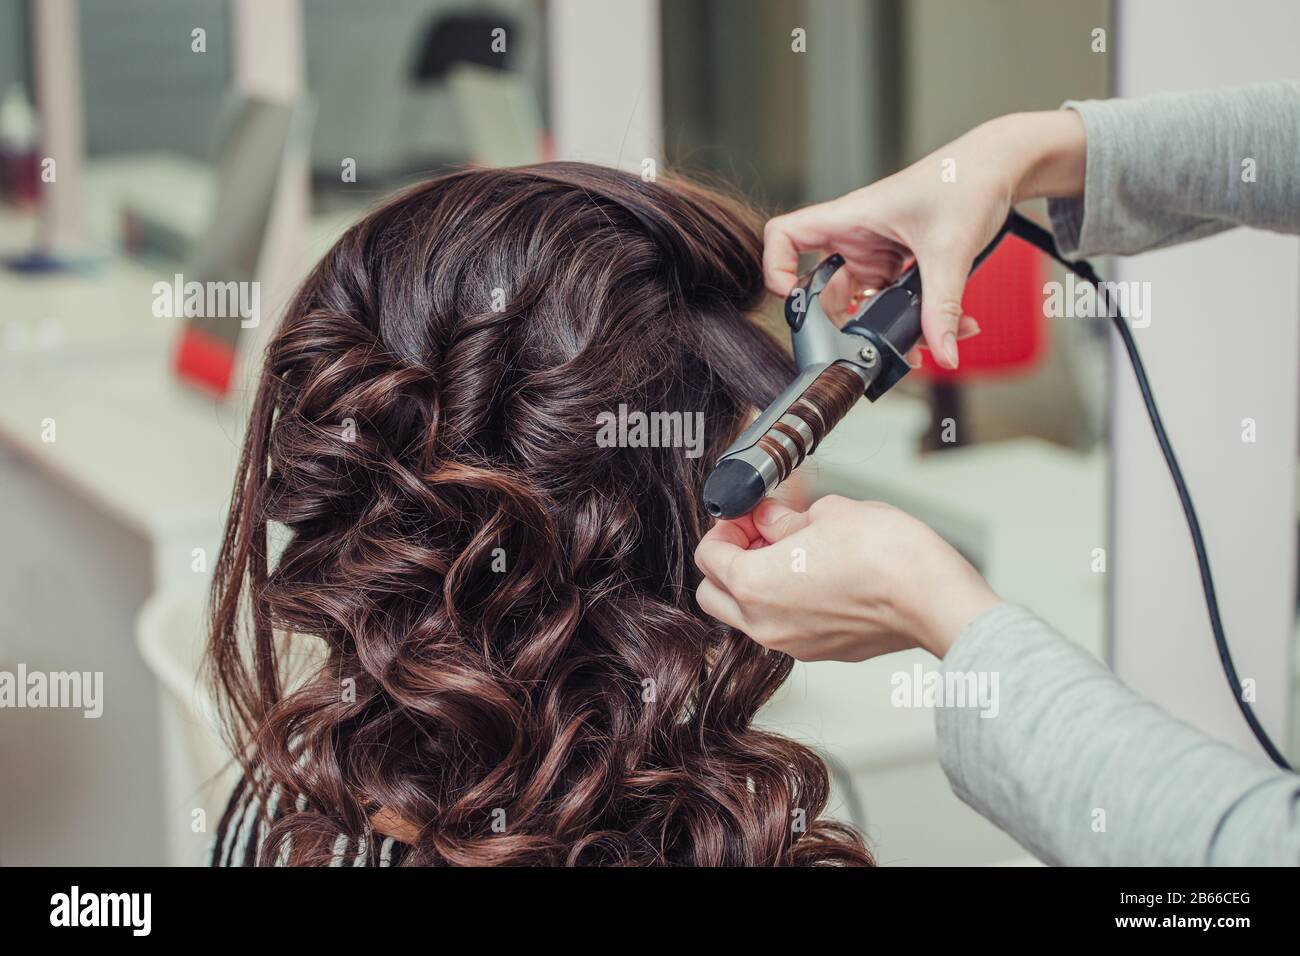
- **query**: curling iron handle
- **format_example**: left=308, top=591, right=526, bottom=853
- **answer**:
left=897, top=217, right=1009, bottom=300
left=841, top=216, right=1016, bottom=400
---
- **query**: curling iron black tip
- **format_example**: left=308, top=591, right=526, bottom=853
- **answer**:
left=702, top=458, right=766, bottom=520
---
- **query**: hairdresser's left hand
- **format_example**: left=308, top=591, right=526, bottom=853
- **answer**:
left=694, top=495, right=1001, bottom=662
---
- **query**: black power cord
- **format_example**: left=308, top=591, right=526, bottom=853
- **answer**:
left=1006, top=212, right=1291, bottom=770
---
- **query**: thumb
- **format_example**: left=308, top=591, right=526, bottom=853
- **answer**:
left=915, top=247, right=972, bottom=370
left=752, top=498, right=812, bottom=544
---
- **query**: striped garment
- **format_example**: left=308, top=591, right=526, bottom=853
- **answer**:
left=209, top=771, right=410, bottom=867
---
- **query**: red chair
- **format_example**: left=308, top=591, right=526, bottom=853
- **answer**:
left=912, top=235, right=1048, bottom=446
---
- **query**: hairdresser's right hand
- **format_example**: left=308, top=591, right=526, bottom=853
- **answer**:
left=763, top=110, right=1086, bottom=368
left=694, top=495, right=1001, bottom=662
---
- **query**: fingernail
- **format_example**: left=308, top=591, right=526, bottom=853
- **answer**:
left=943, top=333, right=959, bottom=369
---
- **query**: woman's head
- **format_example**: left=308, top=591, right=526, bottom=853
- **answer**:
left=209, top=161, right=871, bottom=865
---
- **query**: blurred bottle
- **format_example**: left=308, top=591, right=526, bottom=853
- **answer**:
left=0, top=84, right=41, bottom=208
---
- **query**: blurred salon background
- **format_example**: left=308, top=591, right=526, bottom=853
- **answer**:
left=0, top=0, right=1295, bottom=865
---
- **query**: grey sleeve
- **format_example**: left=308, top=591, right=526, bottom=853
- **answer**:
left=935, top=604, right=1300, bottom=866
left=1048, top=81, right=1300, bottom=257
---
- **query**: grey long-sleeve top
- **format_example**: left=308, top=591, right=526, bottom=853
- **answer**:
left=937, top=81, right=1300, bottom=866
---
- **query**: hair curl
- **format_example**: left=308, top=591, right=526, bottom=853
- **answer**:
left=207, top=162, right=873, bottom=866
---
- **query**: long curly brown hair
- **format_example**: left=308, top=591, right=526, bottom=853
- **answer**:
left=207, top=162, right=872, bottom=865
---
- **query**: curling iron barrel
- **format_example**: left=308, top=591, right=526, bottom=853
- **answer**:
left=702, top=361, right=873, bottom=519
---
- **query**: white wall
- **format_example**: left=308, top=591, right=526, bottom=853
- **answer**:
left=545, top=0, right=661, bottom=170
left=1110, top=0, right=1300, bottom=756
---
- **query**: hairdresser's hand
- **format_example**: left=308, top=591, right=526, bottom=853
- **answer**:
left=763, top=110, right=1086, bottom=368
left=695, top=496, right=1001, bottom=662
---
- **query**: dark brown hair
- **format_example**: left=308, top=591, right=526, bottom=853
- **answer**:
left=208, top=161, right=872, bottom=865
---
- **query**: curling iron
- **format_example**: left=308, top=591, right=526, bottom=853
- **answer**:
left=703, top=213, right=1015, bottom=521
left=701, top=208, right=1293, bottom=770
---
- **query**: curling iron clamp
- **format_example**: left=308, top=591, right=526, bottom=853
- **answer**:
left=702, top=212, right=1023, bottom=520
